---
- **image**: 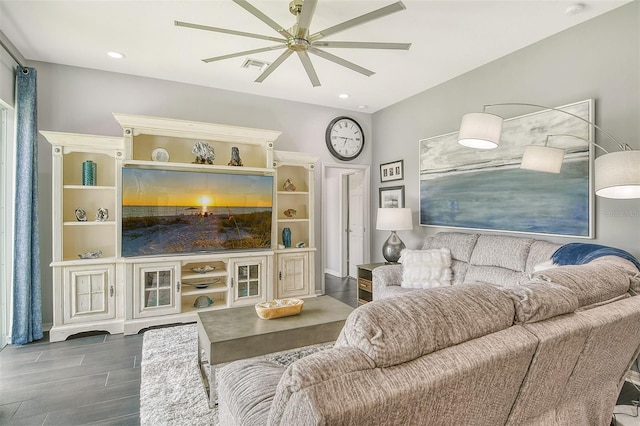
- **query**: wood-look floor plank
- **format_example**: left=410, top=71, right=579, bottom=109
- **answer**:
left=43, top=395, right=139, bottom=425
left=0, top=373, right=109, bottom=406
left=14, top=380, right=140, bottom=419
left=0, top=355, right=84, bottom=377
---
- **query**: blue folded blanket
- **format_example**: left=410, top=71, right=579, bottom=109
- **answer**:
left=551, top=243, right=640, bottom=271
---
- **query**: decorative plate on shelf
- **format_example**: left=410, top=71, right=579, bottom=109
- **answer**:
left=193, top=296, right=214, bottom=308
left=191, top=265, right=215, bottom=274
left=151, top=148, right=169, bottom=162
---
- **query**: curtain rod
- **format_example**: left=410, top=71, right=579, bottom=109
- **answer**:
left=0, top=35, right=27, bottom=71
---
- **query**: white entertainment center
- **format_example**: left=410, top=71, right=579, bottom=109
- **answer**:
left=42, top=114, right=318, bottom=342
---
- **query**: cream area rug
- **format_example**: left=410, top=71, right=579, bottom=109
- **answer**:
left=140, top=323, right=330, bottom=426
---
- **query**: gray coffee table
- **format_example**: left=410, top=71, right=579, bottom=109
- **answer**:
left=197, top=295, right=354, bottom=407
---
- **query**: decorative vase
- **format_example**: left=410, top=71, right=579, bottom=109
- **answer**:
left=282, top=227, right=292, bottom=248
left=82, top=160, right=96, bottom=185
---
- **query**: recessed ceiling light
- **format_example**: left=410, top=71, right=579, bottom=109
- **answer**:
left=565, top=3, right=586, bottom=16
left=338, top=93, right=350, bottom=99
left=107, top=51, right=125, bottom=59
left=358, top=105, right=368, bottom=110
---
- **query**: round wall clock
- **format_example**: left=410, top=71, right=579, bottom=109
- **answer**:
left=325, top=116, right=365, bottom=161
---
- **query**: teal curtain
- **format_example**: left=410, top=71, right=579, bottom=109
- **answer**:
left=12, top=66, right=42, bottom=344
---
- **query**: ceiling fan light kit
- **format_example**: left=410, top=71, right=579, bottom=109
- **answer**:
left=176, top=0, right=411, bottom=87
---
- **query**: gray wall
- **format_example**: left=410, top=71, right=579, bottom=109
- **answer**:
left=34, top=63, right=372, bottom=325
left=372, top=2, right=640, bottom=261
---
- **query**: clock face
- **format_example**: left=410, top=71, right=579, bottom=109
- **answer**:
left=325, top=117, right=364, bottom=161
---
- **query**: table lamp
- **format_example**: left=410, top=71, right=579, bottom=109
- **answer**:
left=376, top=208, right=413, bottom=263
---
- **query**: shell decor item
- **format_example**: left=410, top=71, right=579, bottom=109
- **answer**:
left=228, top=146, right=243, bottom=166
left=95, top=207, right=109, bottom=222
left=79, top=250, right=102, bottom=259
left=192, top=141, right=216, bottom=164
left=75, top=208, right=87, bottom=222
left=283, top=208, right=297, bottom=218
left=191, top=265, right=215, bottom=274
left=194, top=295, right=214, bottom=308
left=283, top=178, right=296, bottom=192
left=296, top=241, right=305, bottom=248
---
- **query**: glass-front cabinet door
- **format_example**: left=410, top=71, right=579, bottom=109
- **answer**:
left=63, top=264, right=116, bottom=324
left=230, top=256, right=267, bottom=306
left=133, top=262, right=181, bottom=318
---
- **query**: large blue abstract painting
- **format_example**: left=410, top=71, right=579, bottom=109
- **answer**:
left=419, top=100, right=593, bottom=238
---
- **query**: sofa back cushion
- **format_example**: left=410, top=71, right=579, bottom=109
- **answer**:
left=532, top=260, right=632, bottom=308
left=469, top=235, right=534, bottom=271
left=421, top=232, right=479, bottom=262
left=335, top=283, right=515, bottom=367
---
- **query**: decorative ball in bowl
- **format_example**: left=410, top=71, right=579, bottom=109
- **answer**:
left=255, top=298, right=304, bottom=320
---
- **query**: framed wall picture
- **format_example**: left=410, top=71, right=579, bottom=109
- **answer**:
left=418, top=99, right=594, bottom=238
left=380, top=159, right=404, bottom=182
left=379, top=185, right=405, bottom=208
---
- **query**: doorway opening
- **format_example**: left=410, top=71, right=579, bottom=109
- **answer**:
left=321, top=163, right=370, bottom=294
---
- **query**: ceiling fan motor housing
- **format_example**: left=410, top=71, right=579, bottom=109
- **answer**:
left=289, top=0, right=304, bottom=16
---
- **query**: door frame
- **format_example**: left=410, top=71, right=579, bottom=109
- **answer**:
left=321, top=163, right=370, bottom=293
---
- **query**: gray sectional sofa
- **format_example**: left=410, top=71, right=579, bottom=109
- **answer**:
left=217, top=232, right=640, bottom=425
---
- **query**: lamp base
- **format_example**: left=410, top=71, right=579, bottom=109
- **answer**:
left=382, top=231, right=406, bottom=264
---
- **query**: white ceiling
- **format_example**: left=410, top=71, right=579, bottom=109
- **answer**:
left=0, top=0, right=632, bottom=113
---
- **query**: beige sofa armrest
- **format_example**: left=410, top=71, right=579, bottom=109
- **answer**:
left=372, top=264, right=403, bottom=299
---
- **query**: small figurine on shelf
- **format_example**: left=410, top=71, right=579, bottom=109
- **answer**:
left=283, top=208, right=297, bottom=218
left=192, top=141, right=216, bottom=165
left=296, top=241, right=305, bottom=248
left=228, top=147, right=243, bottom=166
left=95, top=207, right=109, bottom=222
left=283, top=178, right=296, bottom=192
left=75, top=208, right=87, bottom=222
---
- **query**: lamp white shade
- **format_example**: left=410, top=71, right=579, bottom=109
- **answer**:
left=595, top=150, right=640, bottom=199
left=458, top=112, right=503, bottom=149
left=520, top=145, right=565, bottom=174
left=376, top=208, right=413, bottom=231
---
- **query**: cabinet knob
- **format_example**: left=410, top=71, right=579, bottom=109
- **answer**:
left=279, top=271, right=282, bottom=280
left=177, top=281, right=181, bottom=292
left=110, top=286, right=114, bottom=297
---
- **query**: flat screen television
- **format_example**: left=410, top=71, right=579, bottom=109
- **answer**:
left=121, top=167, right=273, bottom=257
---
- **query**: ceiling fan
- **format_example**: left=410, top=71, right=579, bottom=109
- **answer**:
left=175, top=0, right=411, bottom=87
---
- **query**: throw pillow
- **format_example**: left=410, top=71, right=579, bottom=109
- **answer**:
left=399, top=248, right=452, bottom=289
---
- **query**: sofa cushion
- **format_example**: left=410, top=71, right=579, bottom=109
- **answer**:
left=217, top=359, right=286, bottom=426
left=532, top=260, right=632, bottom=308
left=463, top=265, right=528, bottom=287
left=399, top=248, right=452, bottom=289
left=501, top=281, right=580, bottom=323
left=421, top=232, right=479, bottom=262
left=525, top=240, right=563, bottom=274
left=469, top=235, right=534, bottom=272
left=335, top=283, right=515, bottom=368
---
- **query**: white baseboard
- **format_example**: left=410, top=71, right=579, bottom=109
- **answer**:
left=324, top=268, right=340, bottom=277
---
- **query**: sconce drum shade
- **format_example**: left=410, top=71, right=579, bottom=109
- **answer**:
left=376, top=208, right=413, bottom=231
left=458, top=112, right=503, bottom=149
left=520, top=145, right=565, bottom=174
left=595, top=151, right=640, bottom=199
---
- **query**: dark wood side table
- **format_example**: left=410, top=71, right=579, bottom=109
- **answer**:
left=357, top=263, right=386, bottom=305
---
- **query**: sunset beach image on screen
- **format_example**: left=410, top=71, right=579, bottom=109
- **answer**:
left=121, top=167, right=273, bottom=257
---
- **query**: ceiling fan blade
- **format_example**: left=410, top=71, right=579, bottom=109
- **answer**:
left=296, top=0, right=317, bottom=39
left=255, top=49, right=294, bottom=83
left=175, top=21, right=285, bottom=43
left=202, top=45, right=286, bottom=63
left=233, top=0, right=293, bottom=39
left=309, top=47, right=375, bottom=77
left=312, top=41, right=411, bottom=50
left=297, top=51, right=321, bottom=87
left=309, top=1, right=406, bottom=42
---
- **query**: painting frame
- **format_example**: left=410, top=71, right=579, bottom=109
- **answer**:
left=379, top=185, right=405, bottom=208
left=380, top=159, right=404, bottom=182
left=418, top=99, right=594, bottom=238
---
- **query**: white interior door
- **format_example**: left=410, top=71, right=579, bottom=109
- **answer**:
left=347, top=171, right=365, bottom=278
